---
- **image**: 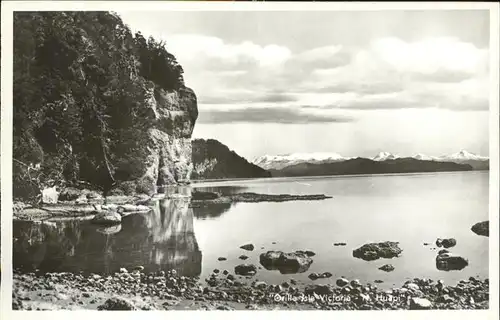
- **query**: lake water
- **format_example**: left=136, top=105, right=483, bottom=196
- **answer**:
left=13, top=171, right=489, bottom=289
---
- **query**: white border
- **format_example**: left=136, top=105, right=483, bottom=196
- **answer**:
left=1, top=2, right=499, bottom=320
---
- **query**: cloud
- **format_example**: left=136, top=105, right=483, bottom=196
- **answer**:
left=199, top=92, right=298, bottom=104
left=196, top=107, right=355, bottom=124
left=165, top=34, right=488, bottom=117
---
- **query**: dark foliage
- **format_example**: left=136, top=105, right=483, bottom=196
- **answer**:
left=191, top=139, right=271, bottom=180
left=13, top=11, right=184, bottom=200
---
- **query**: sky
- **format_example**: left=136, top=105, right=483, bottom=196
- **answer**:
left=117, top=10, right=490, bottom=160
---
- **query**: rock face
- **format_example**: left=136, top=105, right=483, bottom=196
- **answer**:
left=112, top=86, right=198, bottom=195
left=436, top=252, right=469, bottom=271
left=260, top=251, right=313, bottom=274
left=471, top=221, right=489, bottom=237
left=352, top=241, right=402, bottom=261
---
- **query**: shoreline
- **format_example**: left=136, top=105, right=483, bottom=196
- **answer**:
left=192, top=170, right=489, bottom=186
left=12, top=268, right=489, bottom=311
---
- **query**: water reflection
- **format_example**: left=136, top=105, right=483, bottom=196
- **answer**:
left=189, top=185, right=246, bottom=220
left=13, top=195, right=202, bottom=276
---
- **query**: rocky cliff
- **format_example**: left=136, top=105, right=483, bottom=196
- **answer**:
left=13, top=12, right=198, bottom=199
left=112, top=85, right=198, bottom=195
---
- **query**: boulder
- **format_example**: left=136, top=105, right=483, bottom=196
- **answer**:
left=438, top=249, right=449, bottom=255
left=471, top=221, right=489, bottom=237
left=234, top=264, right=257, bottom=276
left=436, top=253, right=469, bottom=271
left=352, top=241, right=402, bottom=261
left=333, top=242, right=347, bottom=246
left=91, top=211, right=122, bottom=226
left=217, top=257, right=227, bottom=261
left=259, top=250, right=313, bottom=274
left=378, top=264, right=395, bottom=272
left=239, top=255, right=249, bottom=260
left=409, top=297, right=432, bottom=310
left=240, top=244, right=255, bottom=251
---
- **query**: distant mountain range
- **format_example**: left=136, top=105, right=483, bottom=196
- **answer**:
left=192, top=143, right=488, bottom=181
left=253, top=150, right=489, bottom=172
left=192, top=139, right=271, bottom=180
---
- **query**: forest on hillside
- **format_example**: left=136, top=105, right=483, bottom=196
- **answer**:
left=13, top=11, right=185, bottom=200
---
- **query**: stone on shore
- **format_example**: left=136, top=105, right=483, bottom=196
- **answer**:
left=305, top=284, right=333, bottom=295
left=409, top=297, right=432, bottom=310
left=436, top=253, right=469, bottom=271
left=336, top=278, right=349, bottom=287
left=259, top=251, right=313, bottom=274
left=352, top=241, right=402, bottom=261
left=91, top=211, right=122, bottom=226
left=234, top=264, right=257, bottom=276
left=471, top=221, right=489, bottom=237
left=98, top=297, right=137, bottom=310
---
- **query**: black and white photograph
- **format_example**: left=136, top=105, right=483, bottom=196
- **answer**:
left=1, top=1, right=499, bottom=316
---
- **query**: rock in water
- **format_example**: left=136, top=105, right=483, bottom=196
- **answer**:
left=409, top=297, right=432, bottom=310
left=91, top=211, right=122, bottom=225
left=436, top=238, right=443, bottom=247
left=352, top=241, right=402, bottom=261
left=436, top=253, right=469, bottom=271
left=378, top=264, right=395, bottom=272
left=441, top=238, right=457, bottom=248
left=239, top=255, right=249, bottom=260
left=234, top=264, right=257, bottom=276
left=98, top=298, right=137, bottom=310
left=240, top=244, right=255, bottom=251
left=259, top=251, right=313, bottom=274
left=471, top=221, right=489, bottom=237
left=41, top=186, right=59, bottom=204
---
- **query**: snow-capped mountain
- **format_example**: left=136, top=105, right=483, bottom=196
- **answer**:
left=253, top=152, right=351, bottom=170
left=253, top=150, right=489, bottom=171
left=412, top=153, right=438, bottom=161
left=439, top=150, right=489, bottom=162
left=372, top=152, right=400, bottom=161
